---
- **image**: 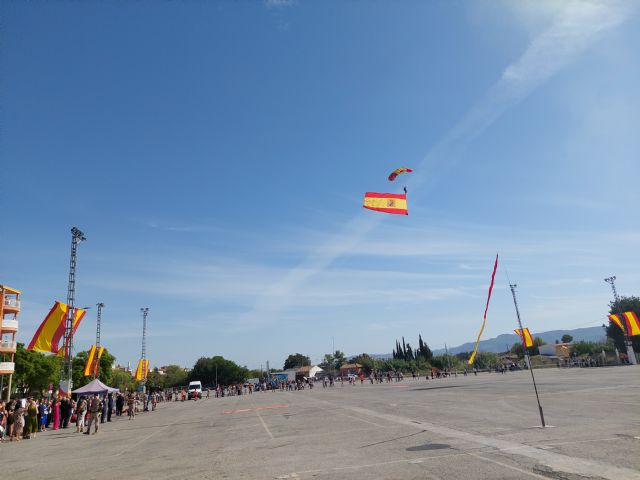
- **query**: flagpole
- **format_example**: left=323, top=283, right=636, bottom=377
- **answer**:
left=509, top=284, right=546, bottom=428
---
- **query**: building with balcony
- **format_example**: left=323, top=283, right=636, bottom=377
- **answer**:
left=1, top=285, right=20, bottom=400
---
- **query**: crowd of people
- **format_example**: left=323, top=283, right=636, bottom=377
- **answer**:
left=0, top=391, right=165, bottom=443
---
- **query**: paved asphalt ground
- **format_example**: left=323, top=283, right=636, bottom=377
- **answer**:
left=2, top=367, right=639, bottom=479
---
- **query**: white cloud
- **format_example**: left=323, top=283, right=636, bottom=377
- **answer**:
left=234, top=0, right=636, bottom=330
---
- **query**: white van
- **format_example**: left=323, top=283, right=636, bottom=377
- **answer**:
left=188, top=380, right=202, bottom=399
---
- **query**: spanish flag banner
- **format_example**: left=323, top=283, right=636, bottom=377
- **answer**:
left=608, top=314, right=624, bottom=332
left=54, top=307, right=87, bottom=359
left=468, top=254, right=499, bottom=365
left=83, top=345, right=105, bottom=376
left=363, top=192, right=408, bottom=215
left=134, top=359, right=150, bottom=381
left=28, top=302, right=67, bottom=353
left=622, top=311, right=640, bottom=336
left=84, top=345, right=97, bottom=376
left=515, top=328, right=534, bottom=348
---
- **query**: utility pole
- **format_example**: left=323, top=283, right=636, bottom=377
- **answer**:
left=93, top=303, right=104, bottom=378
left=509, top=284, right=546, bottom=428
left=604, top=276, right=637, bottom=365
left=61, top=227, right=86, bottom=393
left=140, top=307, right=149, bottom=391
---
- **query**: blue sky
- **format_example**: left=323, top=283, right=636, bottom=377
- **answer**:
left=2, top=0, right=639, bottom=370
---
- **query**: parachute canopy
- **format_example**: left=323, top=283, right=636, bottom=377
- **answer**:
left=388, top=167, right=413, bottom=181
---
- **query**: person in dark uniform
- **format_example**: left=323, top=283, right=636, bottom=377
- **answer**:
left=115, top=393, right=124, bottom=416
left=101, top=395, right=107, bottom=423
left=60, top=396, right=72, bottom=429
left=107, top=393, right=114, bottom=422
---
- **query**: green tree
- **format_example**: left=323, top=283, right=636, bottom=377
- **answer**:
left=332, top=350, right=346, bottom=371
left=472, top=351, right=498, bottom=370
left=188, top=356, right=249, bottom=387
left=511, top=337, right=544, bottom=357
left=605, top=295, right=640, bottom=353
left=12, top=343, right=61, bottom=397
left=283, top=353, right=311, bottom=370
left=417, top=334, right=433, bottom=361
left=163, top=365, right=188, bottom=387
left=320, top=353, right=334, bottom=369
left=348, top=353, right=376, bottom=375
left=561, top=334, right=573, bottom=343
left=111, top=368, right=138, bottom=392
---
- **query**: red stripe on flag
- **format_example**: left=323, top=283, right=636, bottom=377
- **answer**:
left=364, top=192, right=407, bottom=199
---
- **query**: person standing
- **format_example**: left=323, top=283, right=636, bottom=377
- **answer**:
left=101, top=396, right=107, bottom=424
left=107, top=393, right=114, bottom=422
left=52, top=398, right=61, bottom=430
left=85, top=394, right=101, bottom=434
left=116, top=393, right=124, bottom=416
left=76, top=397, right=87, bottom=433
left=61, top=396, right=72, bottom=429
left=12, top=404, right=25, bottom=442
left=25, top=398, right=38, bottom=439
left=127, top=394, right=135, bottom=420
left=5, top=400, right=15, bottom=440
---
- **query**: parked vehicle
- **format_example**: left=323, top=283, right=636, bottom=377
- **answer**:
left=188, top=380, right=202, bottom=399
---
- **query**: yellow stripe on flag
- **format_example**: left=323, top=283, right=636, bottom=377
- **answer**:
left=515, top=328, right=534, bottom=348
left=609, top=314, right=624, bottom=332
left=84, top=345, right=97, bottom=376
left=623, top=311, right=640, bottom=336
left=363, top=197, right=407, bottom=210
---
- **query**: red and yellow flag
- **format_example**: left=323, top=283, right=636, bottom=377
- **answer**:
left=468, top=254, right=499, bottom=365
left=609, top=314, right=624, bottom=332
left=134, top=359, right=150, bottom=381
left=363, top=192, right=408, bottom=215
left=54, top=307, right=87, bottom=359
left=84, top=345, right=97, bottom=376
left=623, top=311, right=640, bottom=336
left=515, top=328, right=534, bottom=348
left=28, top=302, right=85, bottom=354
left=28, top=302, right=67, bottom=353
left=83, top=345, right=105, bottom=376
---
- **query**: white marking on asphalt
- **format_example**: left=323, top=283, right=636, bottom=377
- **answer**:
left=467, top=452, right=550, bottom=479
left=255, top=408, right=274, bottom=440
left=332, top=404, right=640, bottom=480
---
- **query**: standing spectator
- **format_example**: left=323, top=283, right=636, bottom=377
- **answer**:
left=107, top=393, right=114, bottom=422
left=127, top=394, right=135, bottom=420
left=101, top=396, right=107, bottom=424
left=52, top=398, right=61, bottom=430
left=116, top=393, right=124, bottom=416
left=25, top=398, right=38, bottom=439
left=5, top=400, right=15, bottom=440
left=12, top=404, right=25, bottom=442
left=61, top=396, right=73, bottom=429
left=0, top=400, right=7, bottom=442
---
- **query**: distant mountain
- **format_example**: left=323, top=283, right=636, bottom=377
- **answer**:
left=432, top=326, right=607, bottom=355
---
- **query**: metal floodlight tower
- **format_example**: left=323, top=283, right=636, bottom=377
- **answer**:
left=61, top=227, right=87, bottom=391
left=140, top=307, right=149, bottom=389
left=604, top=276, right=637, bottom=365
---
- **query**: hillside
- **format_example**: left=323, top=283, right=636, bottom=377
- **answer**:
left=431, top=326, right=607, bottom=355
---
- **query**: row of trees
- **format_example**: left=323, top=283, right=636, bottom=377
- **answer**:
left=9, top=343, right=253, bottom=397
left=392, top=334, right=432, bottom=361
